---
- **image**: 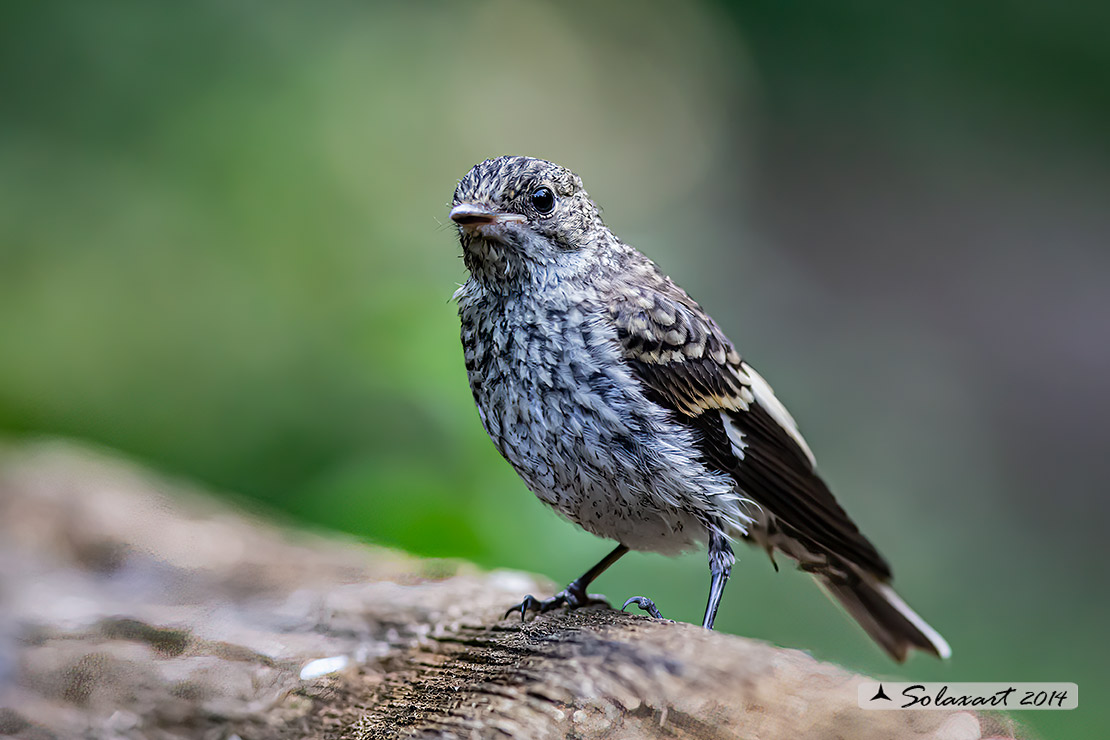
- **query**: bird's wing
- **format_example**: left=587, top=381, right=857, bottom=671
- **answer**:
left=609, top=281, right=891, bottom=578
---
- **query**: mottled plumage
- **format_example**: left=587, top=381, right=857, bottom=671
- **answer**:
left=450, top=155, right=949, bottom=662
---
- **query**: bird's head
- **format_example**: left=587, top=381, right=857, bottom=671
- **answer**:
left=451, top=156, right=608, bottom=291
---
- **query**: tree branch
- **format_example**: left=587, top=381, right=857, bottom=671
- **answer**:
left=0, top=442, right=1020, bottom=739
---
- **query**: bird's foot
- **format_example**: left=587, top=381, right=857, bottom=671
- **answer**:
left=621, top=595, right=664, bottom=619
left=504, top=581, right=610, bottom=621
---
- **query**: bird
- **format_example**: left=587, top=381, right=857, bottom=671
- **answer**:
left=449, top=155, right=950, bottom=662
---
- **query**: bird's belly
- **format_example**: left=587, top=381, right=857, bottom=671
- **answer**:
left=463, top=311, right=739, bottom=554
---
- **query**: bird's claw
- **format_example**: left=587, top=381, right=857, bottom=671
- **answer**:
left=505, top=594, right=545, bottom=621
left=505, top=585, right=610, bottom=622
left=622, top=595, right=664, bottom=619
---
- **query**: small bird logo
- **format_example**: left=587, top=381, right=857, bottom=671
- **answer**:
left=450, top=155, right=951, bottom=662
left=871, top=684, right=893, bottom=702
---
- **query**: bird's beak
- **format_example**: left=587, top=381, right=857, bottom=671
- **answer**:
left=450, top=203, right=526, bottom=228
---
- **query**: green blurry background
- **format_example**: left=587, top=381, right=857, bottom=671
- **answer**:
left=2, top=2, right=1107, bottom=737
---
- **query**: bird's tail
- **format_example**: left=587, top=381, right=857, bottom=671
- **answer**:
left=816, top=573, right=951, bottom=662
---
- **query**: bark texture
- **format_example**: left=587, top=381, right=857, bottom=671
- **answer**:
left=0, top=442, right=1020, bottom=739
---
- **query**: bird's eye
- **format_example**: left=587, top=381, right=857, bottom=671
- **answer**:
left=530, top=187, right=556, bottom=214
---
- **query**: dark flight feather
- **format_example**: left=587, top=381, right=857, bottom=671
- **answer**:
left=610, top=280, right=891, bottom=579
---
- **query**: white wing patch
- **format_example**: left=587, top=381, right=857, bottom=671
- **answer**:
left=740, top=362, right=817, bottom=468
left=719, top=410, right=747, bottom=460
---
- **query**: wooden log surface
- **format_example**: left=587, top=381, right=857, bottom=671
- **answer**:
left=0, top=442, right=1021, bottom=739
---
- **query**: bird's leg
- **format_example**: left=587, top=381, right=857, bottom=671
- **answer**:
left=702, top=530, right=735, bottom=629
left=506, top=543, right=629, bottom=620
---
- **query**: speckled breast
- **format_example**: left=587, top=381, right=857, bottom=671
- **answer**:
left=458, top=286, right=735, bottom=554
